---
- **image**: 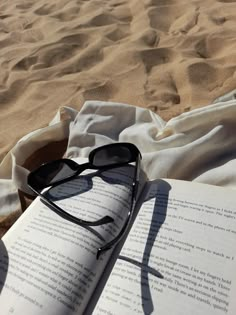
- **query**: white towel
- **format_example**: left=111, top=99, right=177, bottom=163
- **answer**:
left=1, top=100, right=236, bottom=229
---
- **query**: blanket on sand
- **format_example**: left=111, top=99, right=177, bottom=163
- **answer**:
left=1, top=100, right=236, bottom=235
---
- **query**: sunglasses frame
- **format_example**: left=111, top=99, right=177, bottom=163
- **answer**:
left=28, top=142, right=141, bottom=259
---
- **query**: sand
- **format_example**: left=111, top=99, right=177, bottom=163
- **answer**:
left=1, top=0, right=236, bottom=161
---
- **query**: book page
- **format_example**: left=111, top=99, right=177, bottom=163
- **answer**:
left=0, top=159, right=144, bottom=315
left=94, top=179, right=236, bottom=315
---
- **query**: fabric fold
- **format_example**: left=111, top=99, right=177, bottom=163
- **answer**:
left=1, top=100, right=236, bottom=234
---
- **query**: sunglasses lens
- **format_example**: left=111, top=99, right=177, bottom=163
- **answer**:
left=31, top=161, right=76, bottom=190
left=92, top=145, right=132, bottom=167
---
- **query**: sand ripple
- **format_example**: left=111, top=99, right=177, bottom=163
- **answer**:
left=1, top=0, right=236, bottom=159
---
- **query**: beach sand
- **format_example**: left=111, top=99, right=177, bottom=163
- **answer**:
left=1, top=0, right=236, bottom=161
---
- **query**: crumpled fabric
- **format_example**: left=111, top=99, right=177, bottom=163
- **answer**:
left=1, top=100, right=236, bottom=235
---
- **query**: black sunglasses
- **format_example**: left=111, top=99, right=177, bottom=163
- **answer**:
left=28, top=142, right=141, bottom=259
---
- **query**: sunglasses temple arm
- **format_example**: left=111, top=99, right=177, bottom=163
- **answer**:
left=96, top=155, right=141, bottom=259
left=31, top=188, right=114, bottom=226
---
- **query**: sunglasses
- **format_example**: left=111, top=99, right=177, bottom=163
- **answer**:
left=28, top=142, right=141, bottom=259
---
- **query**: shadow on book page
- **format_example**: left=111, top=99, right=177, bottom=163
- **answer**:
left=0, top=240, right=9, bottom=293
left=41, top=173, right=106, bottom=241
left=41, top=166, right=138, bottom=244
left=85, top=179, right=171, bottom=315
left=121, top=179, right=171, bottom=315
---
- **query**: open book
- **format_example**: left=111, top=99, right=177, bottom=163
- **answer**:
left=0, top=157, right=236, bottom=315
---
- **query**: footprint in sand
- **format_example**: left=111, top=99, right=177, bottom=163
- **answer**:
left=140, top=47, right=175, bottom=73
left=34, top=4, right=56, bottom=16
left=51, top=6, right=81, bottom=22
left=82, top=81, right=115, bottom=100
